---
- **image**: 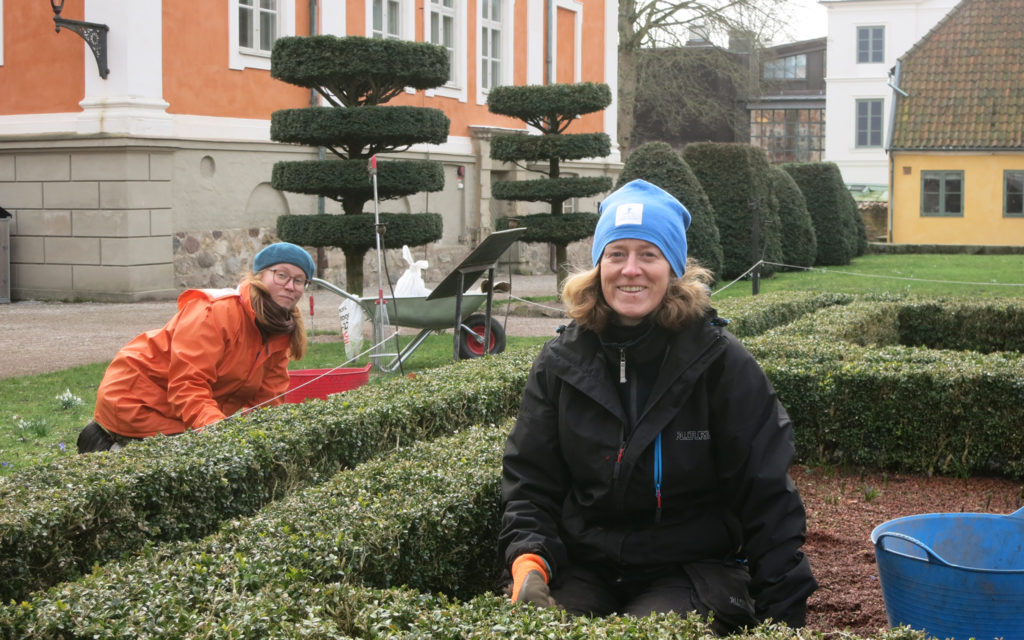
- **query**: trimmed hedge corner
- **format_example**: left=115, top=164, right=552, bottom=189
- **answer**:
left=0, top=349, right=537, bottom=603
left=747, top=298, right=1024, bottom=477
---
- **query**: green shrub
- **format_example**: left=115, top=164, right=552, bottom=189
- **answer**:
left=615, top=141, right=725, bottom=279
left=713, top=291, right=857, bottom=338
left=487, top=83, right=612, bottom=129
left=491, top=177, right=612, bottom=204
left=896, top=299, right=1024, bottom=352
left=781, top=162, right=857, bottom=266
left=1, top=419, right=933, bottom=640
left=271, top=36, right=449, bottom=104
left=271, top=106, right=450, bottom=149
left=768, top=166, right=817, bottom=269
left=271, top=159, right=444, bottom=202
left=490, top=132, right=611, bottom=162
left=495, top=212, right=599, bottom=245
left=0, top=349, right=537, bottom=603
left=270, top=34, right=451, bottom=293
left=682, top=143, right=783, bottom=279
left=486, top=82, right=614, bottom=290
left=276, top=212, right=443, bottom=252
left=747, top=298, right=1024, bottom=477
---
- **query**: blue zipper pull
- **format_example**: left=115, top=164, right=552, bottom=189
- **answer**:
left=654, top=433, right=663, bottom=523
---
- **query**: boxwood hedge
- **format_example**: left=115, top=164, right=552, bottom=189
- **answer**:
left=2, top=292, right=1021, bottom=640
left=2, top=421, right=930, bottom=640
left=746, top=298, right=1024, bottom=477
left=0, top=350, right=536, bottom=603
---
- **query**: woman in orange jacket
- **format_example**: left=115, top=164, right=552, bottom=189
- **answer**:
left=76, top=242, right=315, bottom=453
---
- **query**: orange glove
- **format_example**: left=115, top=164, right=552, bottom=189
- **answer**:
left=511, top=553, right=556, bottom=607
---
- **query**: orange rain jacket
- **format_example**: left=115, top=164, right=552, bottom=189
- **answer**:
left=94, top=281, right=292, bottom=438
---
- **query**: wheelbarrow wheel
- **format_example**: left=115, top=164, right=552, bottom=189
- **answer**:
left=458, top=314, right=506, bottom=359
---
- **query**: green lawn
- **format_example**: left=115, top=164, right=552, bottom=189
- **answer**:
left=2, top=252, right=1022, bottom=475
left=711, top=253, right=1024, bottom=299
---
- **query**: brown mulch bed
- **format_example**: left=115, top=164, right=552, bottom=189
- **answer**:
left=795, top=465, right=1024, bottom=636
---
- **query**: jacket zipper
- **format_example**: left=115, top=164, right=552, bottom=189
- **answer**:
left=611, top=332, right=726, bottom=518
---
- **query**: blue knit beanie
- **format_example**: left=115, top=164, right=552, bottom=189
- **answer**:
left=592, top=179, right=691, bottom=277
left=253, top=242, right=316, bottom=280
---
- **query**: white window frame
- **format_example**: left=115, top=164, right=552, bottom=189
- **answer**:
left=476, top=0, right=514, bottom=104
left=856, top=25, right=884, bottom=64
left=855, top=98, right=884, bottom=148
left=229, top=0, right=295, bottom=71
left=366, top=0, right=415, bottom=40
left=427, top=0, right=468, bottom=102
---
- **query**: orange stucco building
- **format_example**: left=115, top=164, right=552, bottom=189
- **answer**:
left=0, top=0, right=620, bottom=300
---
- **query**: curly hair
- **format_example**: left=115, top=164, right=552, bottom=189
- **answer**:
left=245, top=273, right=307, bottom=360
left=561, top=258, right=713, bottom=333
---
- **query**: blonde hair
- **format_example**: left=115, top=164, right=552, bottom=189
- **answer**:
left=245, top=273, right=307, bottom=360
left=561, top=258, right=714, bottom=334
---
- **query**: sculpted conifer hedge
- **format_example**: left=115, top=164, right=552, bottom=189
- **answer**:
left=269, top=36, right=450, bottom=292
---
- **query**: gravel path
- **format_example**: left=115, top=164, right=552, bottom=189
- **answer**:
left=0, top=277, right=566, bottom=379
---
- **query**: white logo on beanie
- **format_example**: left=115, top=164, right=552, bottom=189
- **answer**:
left=614, top=203, right=644, bottom=226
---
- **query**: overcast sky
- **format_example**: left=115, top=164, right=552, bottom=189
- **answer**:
left=780, top=0, right=829, bottom=42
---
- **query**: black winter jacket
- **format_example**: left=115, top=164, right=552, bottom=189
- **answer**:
left=499, top=313, right=817, bottom=625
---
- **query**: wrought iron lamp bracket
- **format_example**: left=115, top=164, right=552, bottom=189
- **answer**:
left=51, top=1, right=109, bottom=79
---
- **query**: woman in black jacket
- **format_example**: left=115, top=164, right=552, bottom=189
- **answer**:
left=499, top=179, right=816, bottom=632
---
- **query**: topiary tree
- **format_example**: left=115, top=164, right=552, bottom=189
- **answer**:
left=269, top=36, right=450, bottom=293
left=682, top=142, right=783, bottom=280
left=844, top=189, right=869, bottom=257
left=487, top=83, right=614, bottom=290
left=768, top=165, right=817, bottom=270
left=781, top=162, right=859, bottom=266
left=615, top=141, right=724, bottom=279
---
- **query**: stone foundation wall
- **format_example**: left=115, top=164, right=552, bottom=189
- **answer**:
left=859, top=201, right=888, bottom=242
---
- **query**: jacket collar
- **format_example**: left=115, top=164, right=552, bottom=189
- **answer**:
left=546, top=310, right=728, bottom=423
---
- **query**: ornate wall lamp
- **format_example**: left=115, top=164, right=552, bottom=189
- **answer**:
left=50, top=0, right=109, bottom=78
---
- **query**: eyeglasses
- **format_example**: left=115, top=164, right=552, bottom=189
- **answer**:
left=270, top=269, right=310, bottom=290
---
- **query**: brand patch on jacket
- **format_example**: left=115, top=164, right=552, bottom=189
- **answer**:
left=676, top=429, right=711, bottom=441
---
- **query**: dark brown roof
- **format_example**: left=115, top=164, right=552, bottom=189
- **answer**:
left=890, top=0, right=1024, bottom=150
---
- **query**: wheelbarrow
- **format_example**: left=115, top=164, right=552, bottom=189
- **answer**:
left=312, top=278, right=506, bottom=371
left=313, top=227, right=526, bottom=372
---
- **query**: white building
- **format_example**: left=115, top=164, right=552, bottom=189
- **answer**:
left=822, top=0, right=957, bottom=189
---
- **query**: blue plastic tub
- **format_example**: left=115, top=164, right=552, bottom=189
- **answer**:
left=871, top=506, right=1024, bottom=640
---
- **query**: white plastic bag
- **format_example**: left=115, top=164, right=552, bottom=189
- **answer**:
left=393, top=245, right=431, bottom=297
left=338, top=298, right=365, bottom=361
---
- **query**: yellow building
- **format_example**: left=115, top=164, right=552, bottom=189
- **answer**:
left=887, top=0, right=1024, bottom=247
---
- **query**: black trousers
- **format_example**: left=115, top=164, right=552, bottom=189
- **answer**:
left=550, top=561, right=758, bottom=635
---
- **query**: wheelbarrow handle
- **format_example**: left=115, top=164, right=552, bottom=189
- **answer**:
left=875, top=531, right=953, bottom=567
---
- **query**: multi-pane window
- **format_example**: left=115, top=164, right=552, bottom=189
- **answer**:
left=1005, top=171, right=1024, bottom=217
left=239, top=0, right=278, bottom=53
left=856, top=99, right=883, bottom=148
left=857, top=26, right=884, bottom=63
left=763, top=54, right=807, bottom=80
left=921, top=171, right=964, bottom=217
left=480, top=0, right=502, bottom=91
left=430, top=0, right=457, bottom=85
left=748, top=108, right=825, bottom=163
left=373, top=0, right=402, bottom=39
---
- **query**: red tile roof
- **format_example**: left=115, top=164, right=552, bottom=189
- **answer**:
left=890, top=0, right=1024, bottom=150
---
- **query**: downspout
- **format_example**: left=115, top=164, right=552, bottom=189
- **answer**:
left=885, top=61, right=907, bottom=243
